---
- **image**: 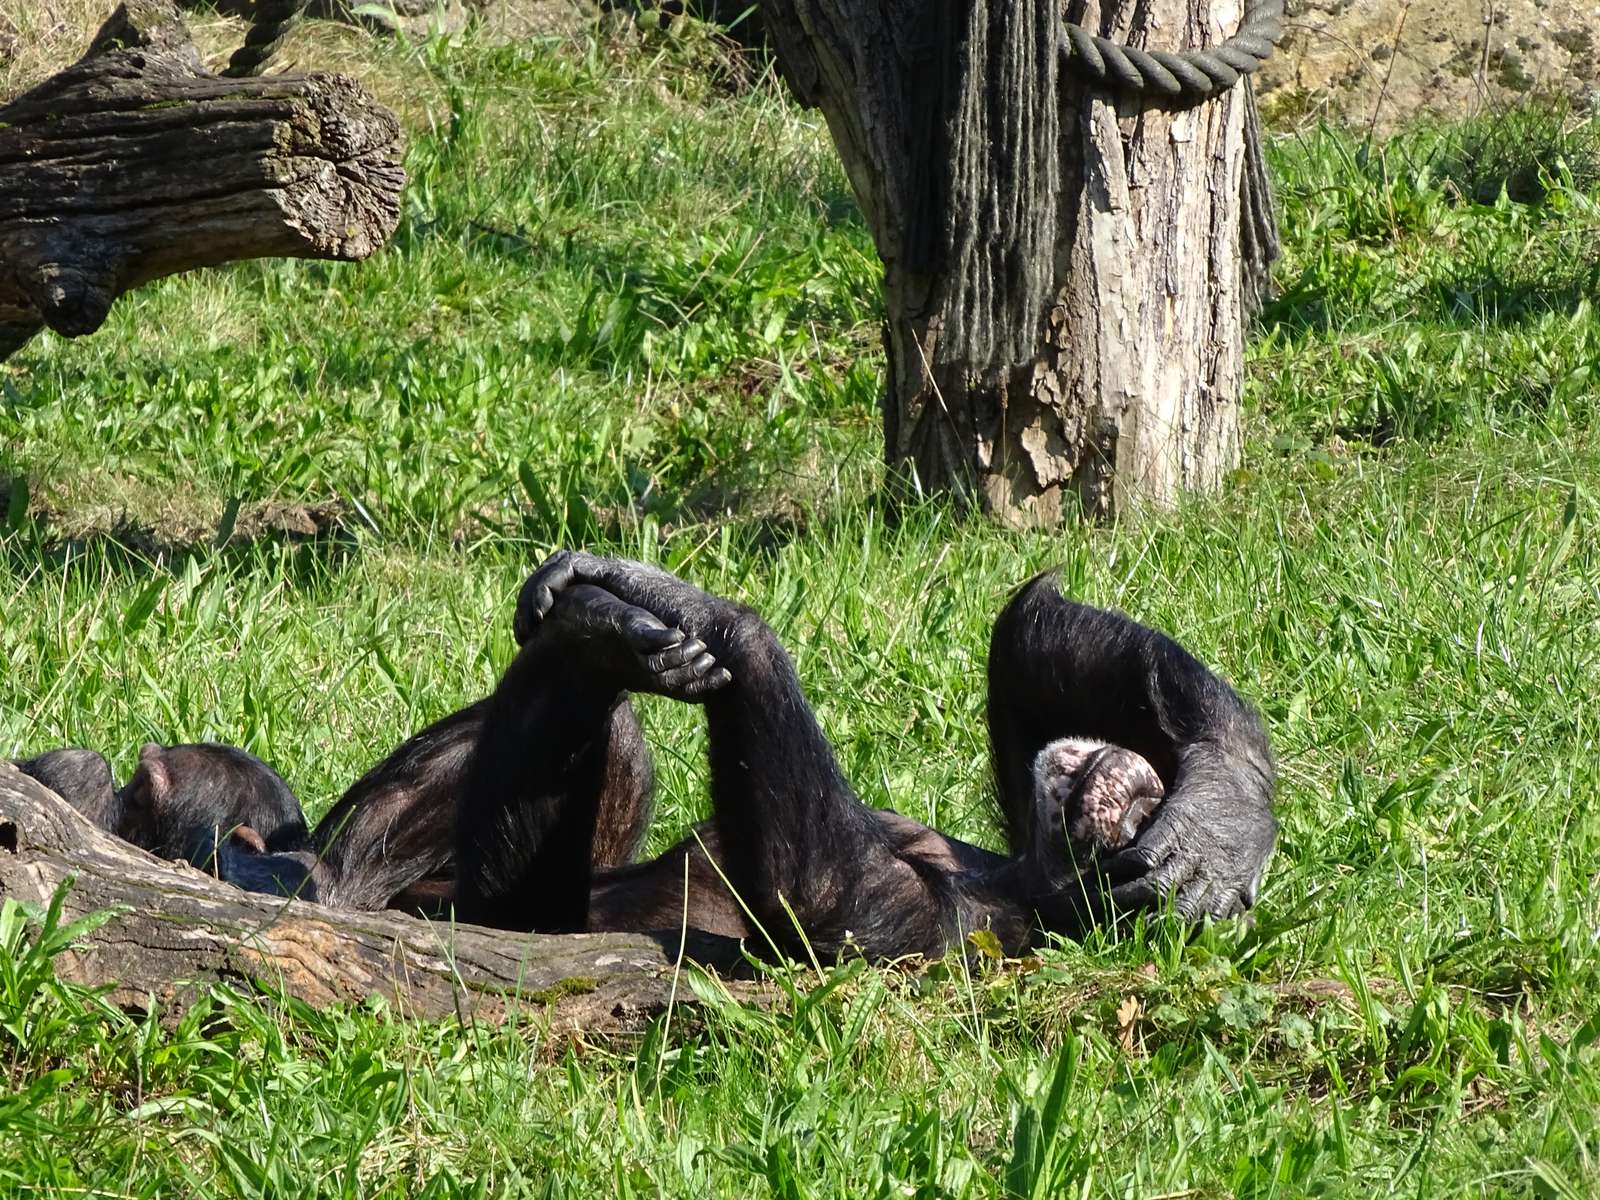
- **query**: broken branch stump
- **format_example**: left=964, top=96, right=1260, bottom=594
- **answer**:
left=0, top=760, right=753, bottom=1032
left=0, top=0, right=405, bottom=361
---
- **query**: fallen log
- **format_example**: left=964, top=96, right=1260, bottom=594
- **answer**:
left=0, top=759, right=754, bottom=1032
left=0, top=0, right=404, bottom=362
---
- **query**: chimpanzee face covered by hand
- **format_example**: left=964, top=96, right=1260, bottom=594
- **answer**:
left=1031, top=737, right=1165, bottom=861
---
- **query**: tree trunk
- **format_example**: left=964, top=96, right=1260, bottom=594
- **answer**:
left=0, top=761, right=753, bottom=1032
left=759, top=0, right=1279, bottom=525
left=0, top=1, right=404, bottom=363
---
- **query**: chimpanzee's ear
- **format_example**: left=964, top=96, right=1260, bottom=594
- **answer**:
left=229, top=825, right=268, bottom=854
left=125, top=743, right=171, bottom=808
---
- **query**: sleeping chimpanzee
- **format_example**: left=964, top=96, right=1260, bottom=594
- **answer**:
left=12, top=697, right=652, bottom=920
left=11, top=735, right=461, bottom=912
left=16, top=741, right=316, bottom=892
left=443, top=552, right=1276, bottom=959
left=13, top=553, right=1275, bottom=962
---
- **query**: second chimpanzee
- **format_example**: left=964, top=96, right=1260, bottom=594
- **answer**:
left=445, top=552, right=1276, bottom=960
left=17, top=741, right=308, bottom=865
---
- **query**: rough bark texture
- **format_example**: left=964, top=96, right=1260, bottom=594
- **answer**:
left=0, top=760, right=752, bottom=1032
left=0, top=1, right=404, bottom=362
left=760, top=0, right=1265, bottom=524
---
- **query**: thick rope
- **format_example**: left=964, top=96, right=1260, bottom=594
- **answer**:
left=1238, top=80, right=1281, bottom=314
left=932, top=0, right=1062, bottom=375
left=1062, top=0, right=1285, bottom=100
left=222, top=0, right=311, bottom=78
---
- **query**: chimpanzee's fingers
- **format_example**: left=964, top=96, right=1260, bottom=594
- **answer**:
left=1107, top=852, right=1194, bottom=913
left=653, top=652, right=722, bottom=683
left=643, top=638, right=705, bottom=673
left=679, top=666, right=734, bottom=696
left=531, top=550, right=577, bottom=605
left=555, top=554, right=711, bottom=631
left=551, top=551, right=634, bottom=597
left=1173, top=876, right=1218, bottom=921
left=1206, top=887, right=1248, bottom=919
left=651, top=657, right=731, bottom=699
left=512, top=588, right=545, bottom=645
left=1104, top=842, right=1164, bottom=885
left=551, top=584, right=684, bottom=657
left=514, top=551, right=578, bottom=642
left=1103, top=816, right=1182, bottom=884
left=619, top=610, right=684, bottom=651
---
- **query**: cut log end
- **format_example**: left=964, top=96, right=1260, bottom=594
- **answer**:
left=278, top=77, right=406, bottom=259
left=0, top=1, right=404, bottom=357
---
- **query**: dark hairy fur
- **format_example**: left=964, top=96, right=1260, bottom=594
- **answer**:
left=15, top=748, right=122, bottom=830
left=124, top=742, right=310, bottom=862
left=307, top=694, right=652, bottom=915
left=13, top=743, right=311, bottom=872
left=13, top=670, right=655, bottom=917
left=12, top=558, right=1277, bottom=964
left=450, top=553, right=1278, bottom=961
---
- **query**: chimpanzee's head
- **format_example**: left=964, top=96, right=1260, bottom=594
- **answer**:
left=119, top=742, right=311, bottom=865
left=15, top=748, right=123, bottom=830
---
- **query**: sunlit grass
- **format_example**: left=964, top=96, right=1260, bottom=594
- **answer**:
left=3, top=12, right=1600, bottom=1198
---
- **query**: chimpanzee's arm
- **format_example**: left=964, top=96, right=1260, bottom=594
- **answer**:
left=518, top=553, right=964, bottom=960
left=456, top=584, right=724, bottom=932
left=307, top=702, right=484, bottom=912
left=988, top=573, right=1276, bottom=920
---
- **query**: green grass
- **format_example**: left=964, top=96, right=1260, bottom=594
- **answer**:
left=4, top=19, right=1600, bottom=1198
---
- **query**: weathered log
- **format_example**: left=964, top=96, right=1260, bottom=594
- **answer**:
left=0, top=759, right=754, bottom=1032
left=0, top=1, right=404, bottom=362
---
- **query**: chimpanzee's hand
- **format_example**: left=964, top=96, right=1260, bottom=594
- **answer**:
left=1103, top=791, right=1276, bottom=921
left=544, top=583, right=731, bottom=701
left=516, top=551, right=733, bottom=649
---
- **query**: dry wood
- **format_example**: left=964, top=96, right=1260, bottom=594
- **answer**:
left=759, top=0, right=1273, bottom=524
left=0, top=0, right=404, bottom=361
left=0, top=759, right=752, bottom=1032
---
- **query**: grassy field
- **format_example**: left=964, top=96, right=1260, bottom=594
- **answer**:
left=4, top=12, right=1600, bottom=1197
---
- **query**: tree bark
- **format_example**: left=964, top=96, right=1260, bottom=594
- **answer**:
left=0, top=760, right=753, bottom=1032
left=759, top=0, right=1274, bottom=524
left=0, top=1, right=404, bottom=363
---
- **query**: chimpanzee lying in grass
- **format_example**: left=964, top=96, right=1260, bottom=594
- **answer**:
left=14, top=553, right=1275, bottom=961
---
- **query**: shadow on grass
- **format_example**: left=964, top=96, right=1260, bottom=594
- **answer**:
left=0, top=493, right=364, bottom=590
left=1259, top=247, right=1599, bottom=337
left=1429, top=256, right=1600, bottom=327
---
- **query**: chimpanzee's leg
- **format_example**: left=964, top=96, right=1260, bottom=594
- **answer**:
left=589, top=701, right=656, bottom=870
left=517, top=553, right=961, bottom=960
left=456, top=584, right=724, bottom=932
left=311, top=689, right=654, bottom=915
left=985, top=573, right=1277, bottom=919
